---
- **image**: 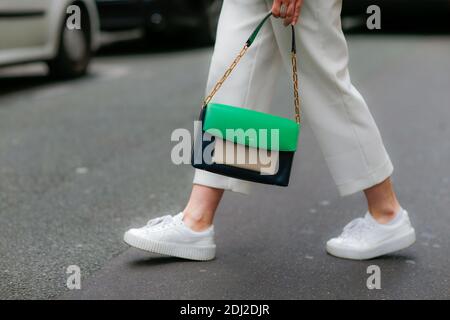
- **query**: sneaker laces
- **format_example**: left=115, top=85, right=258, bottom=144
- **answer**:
left=341, top=217, right=373, bottom=241
left=146, top=215, right=174, bottom=228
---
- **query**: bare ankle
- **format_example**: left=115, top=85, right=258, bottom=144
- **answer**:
left=364, top=177, right=402, bottom=224
left=182, top=212, right=212, bottom=232
left=181, top=184, right=223, bottom=231
left=369, top=204, right=401, bottom=224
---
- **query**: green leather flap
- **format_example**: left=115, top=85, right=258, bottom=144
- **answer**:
left=203, top=103, right=300, bottom=151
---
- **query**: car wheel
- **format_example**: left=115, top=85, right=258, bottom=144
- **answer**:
left=48, top=8, right=91, bottom=79
left=199, top=0, right=223, bottom=44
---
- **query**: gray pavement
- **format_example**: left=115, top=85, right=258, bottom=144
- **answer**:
left=1, top=35, right=450, bottom=300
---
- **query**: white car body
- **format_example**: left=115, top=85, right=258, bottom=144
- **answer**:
left=0, top=0, right=100, bottom=68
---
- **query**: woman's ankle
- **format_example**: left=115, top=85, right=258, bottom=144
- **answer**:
left=182, top=210, right=213, bottom=232
left=364, top=177, right=402, bottom=224
left=181, top=184, right=224, bottom=232
left=368, top=203, right=402, bottom=224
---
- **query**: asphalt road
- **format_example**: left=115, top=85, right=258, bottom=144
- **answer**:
left=1, top=33, right=450, bottom=300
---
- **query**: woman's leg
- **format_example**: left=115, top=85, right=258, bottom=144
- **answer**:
left=188, top=0, right=285, bottom=227
left=268, top=0, right=395, bottom=201
left=124, top=1, right=283, bottom=260
left=364, top=177, right=401, bottom=223
left=183, top=185, right=224, bottom=231
left=264, top=0, right=414, bottom=259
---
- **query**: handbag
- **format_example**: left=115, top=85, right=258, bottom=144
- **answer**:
left=191, top=12, right=301, bottom=187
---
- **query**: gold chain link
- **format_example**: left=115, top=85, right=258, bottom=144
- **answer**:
left=202, top=44, right=301, bottom=124
left=291, top=52, right=301, bottom=124
left=203, top=44, right=249, bottom=107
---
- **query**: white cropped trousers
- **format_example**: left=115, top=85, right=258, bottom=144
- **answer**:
left=194, top=0, right=393, bottom=196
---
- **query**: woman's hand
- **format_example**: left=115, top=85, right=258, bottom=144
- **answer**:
left=271, top=0, right=303, bottom=26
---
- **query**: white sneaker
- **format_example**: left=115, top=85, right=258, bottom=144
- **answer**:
left=326, top=209, right=416, bottom=260
left=123, top=212, right=216, bottom=261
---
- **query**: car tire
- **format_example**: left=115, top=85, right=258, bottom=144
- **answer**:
left=198, top=0, right=223, bottom=44
left=48, top=7, right=91, bottom=79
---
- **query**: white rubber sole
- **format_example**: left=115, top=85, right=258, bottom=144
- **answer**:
left=123, top=231, right=216, bottom=261
left=326, top=228, right=416, bottom=260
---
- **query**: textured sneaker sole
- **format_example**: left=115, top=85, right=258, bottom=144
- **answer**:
left=123, top=231, right=216, bottom=261
left=326, top=228, right=416, bottom=260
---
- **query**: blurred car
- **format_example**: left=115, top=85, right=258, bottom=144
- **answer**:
left=0, top=0, right=100, bottom=78
left=95, top=0, right=223, bottom=43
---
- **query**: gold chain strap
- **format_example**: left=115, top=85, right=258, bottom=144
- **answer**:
left=202, top=44, right=301, bottom=124
left=203, top=44, right=249, bottom=107
left=291, top=52, right=301, bottom=124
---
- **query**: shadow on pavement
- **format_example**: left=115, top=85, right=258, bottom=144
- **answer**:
left=0, top=71, right=95, bottom=100
left=373, top=253, right=417, bottom=262
left=0, top=73, right=50, bottom=97
left=127, top=255, right=191, bottom=268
